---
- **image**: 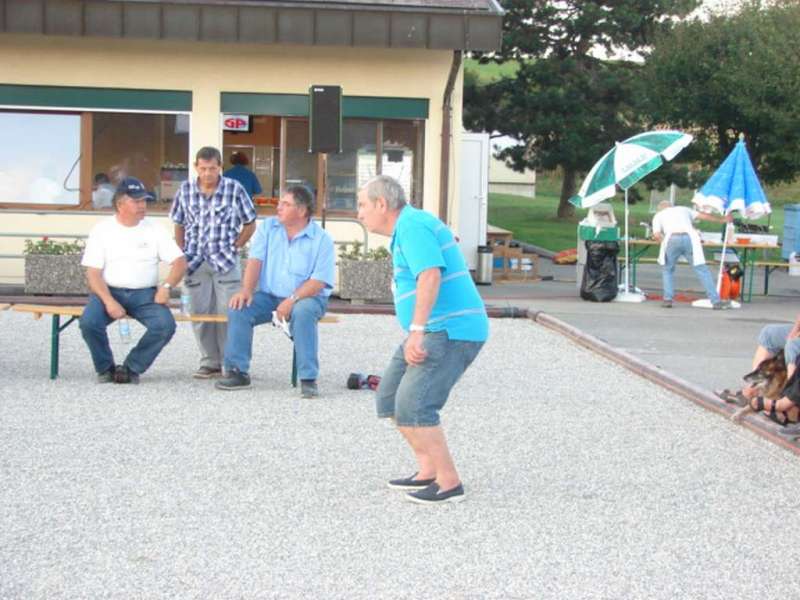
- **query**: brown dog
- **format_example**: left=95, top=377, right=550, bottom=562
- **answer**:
left=731, top=350, right=787, bottom=422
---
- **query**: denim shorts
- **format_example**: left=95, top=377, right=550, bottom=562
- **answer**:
left=758, top=324, right=800, bottom=365
left=375, top=330, right=484, bottom=427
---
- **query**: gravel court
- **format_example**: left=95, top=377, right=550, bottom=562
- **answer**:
left=2, top=312, right=800, bottom=599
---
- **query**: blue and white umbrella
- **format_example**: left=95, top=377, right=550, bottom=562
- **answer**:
left=693, top=135, right=770, bottom=219
left=692, top=135, right=770, bottom=303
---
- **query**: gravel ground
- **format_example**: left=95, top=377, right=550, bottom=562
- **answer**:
left=2, top=312, right=800, bottom=600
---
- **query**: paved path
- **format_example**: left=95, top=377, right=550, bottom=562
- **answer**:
left=3, top=311, right=800, bottom=598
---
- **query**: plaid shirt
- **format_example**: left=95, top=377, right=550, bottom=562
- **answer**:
left=170, top=176, right=257, bottom=274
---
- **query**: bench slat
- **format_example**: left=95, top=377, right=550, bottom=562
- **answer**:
left=11, top=303, right=339, bottom=323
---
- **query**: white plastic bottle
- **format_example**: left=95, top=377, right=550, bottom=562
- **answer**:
left=118, top=318, right=132, bottom=343
left=180, top=290, right=192, bottom=316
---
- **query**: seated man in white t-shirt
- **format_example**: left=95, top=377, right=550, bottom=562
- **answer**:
left=79, top=177, right=187, bottom=384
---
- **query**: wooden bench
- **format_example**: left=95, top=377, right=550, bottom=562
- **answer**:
left=10, top=303, right=338, bottom=384
left=754, top=260, right=789, bottom=296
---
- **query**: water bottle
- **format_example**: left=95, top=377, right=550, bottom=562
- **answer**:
left=118, top=318, right=132, bottom=344
left=180, top=290, right=191, bottom=316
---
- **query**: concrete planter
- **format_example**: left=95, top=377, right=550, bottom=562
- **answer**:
left=24, top=254, right=88, bottom=295
left=338, top=258, right=393, bottom=304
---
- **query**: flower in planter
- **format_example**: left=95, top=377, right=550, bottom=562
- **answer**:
left=337, top=241, right=392, bottom=303
left=23, top=237, right=85, bottom=256
left=338, top=241, right=390, bottom=261
left=24, top=237, right=88, bottom=295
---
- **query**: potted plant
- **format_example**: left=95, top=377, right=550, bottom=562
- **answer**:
left=337, top=241, right=393, bottom=304
left=24, top=237, right=88, bottom=295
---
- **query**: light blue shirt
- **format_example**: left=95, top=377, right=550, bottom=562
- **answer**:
left=391, top=205, right=488, bottom=342
left=249, top=217, right=335, bottom=298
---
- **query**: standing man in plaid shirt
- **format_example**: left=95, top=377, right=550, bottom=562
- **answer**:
left=170, top=146, right=257, bottom=379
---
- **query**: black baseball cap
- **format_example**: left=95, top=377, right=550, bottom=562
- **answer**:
left=116, top=177, right=154, bottom=201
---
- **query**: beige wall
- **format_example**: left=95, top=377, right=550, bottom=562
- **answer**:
left=0, top=33, right=465, bottom=283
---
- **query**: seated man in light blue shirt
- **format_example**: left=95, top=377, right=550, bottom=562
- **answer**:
left=216, top=186, right=335, bottom=397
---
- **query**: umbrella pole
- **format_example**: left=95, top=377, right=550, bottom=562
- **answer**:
left=624, top=188, right=630, bottom=293
left=716, top=219, right=729, bottom=293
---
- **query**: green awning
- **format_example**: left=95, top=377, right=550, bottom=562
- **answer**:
left=0, top=85, right=192, bottom=112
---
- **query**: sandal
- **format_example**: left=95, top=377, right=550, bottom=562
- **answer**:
left=715, top=388, right=748, bottom=407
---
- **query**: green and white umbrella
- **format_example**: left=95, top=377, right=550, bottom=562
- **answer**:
left=569, top=130, right=693, bottom=302
left=569, top=130, right=693, bottom=209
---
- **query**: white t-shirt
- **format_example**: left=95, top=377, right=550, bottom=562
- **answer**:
left=651, top=206, right=698, bottom=236
left=81, top=217, right=183, bottom=289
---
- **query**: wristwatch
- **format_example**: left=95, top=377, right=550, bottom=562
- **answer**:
left=161, top=282, right=172, bottom=290
left=290, top=293, right=298, bottom=302
left=409, top=324, right=425, bottom=332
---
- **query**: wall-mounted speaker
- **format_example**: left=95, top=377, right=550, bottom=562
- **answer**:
left=309, top=85, right=342, bottom=154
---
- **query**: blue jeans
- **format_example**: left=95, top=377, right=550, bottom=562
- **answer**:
left=224, top=292, right=327, bottom=380
left=376, top=331, right=484, bottom=427
left=662, top=234, right=720, bottom=303
left=79, top=287, right=176, bottom=375
left=758, top=324, right=800, bottom=366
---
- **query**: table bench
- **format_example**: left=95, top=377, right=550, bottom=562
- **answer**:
left=10, top=303, right=338, bottom=385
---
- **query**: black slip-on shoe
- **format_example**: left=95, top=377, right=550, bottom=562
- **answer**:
left=97, top=367, right=116, bottom=384
left=405, top=482, right=465, bottom=505
left=387, top=473, right=436, bottom=490
left=215, top=368, right=251, bottom=390
left=114, top=365, right=140, bottom=384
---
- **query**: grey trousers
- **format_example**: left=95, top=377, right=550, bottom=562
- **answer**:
left=184, top=260, right=241, bottom=369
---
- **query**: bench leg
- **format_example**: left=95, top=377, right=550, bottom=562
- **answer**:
left=291, top=346, right=298, bottom=388
left=50, top=315, right=60, bottom=379
left=50, top=315, right=79, bottom=380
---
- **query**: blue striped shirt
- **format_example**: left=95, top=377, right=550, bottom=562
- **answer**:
left=170, top=176, right=257, bottom=275
left=391, top=205, right=488, bottom=342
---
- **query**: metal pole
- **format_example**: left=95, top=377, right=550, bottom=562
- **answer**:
left=50, top=314, right=60, bottom=379
left=624, top=189, right=630, bottom=293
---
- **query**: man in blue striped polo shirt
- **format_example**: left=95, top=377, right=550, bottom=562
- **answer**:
left=170, top=146, right=257, bottom=380
left=357, top=175, right=489, bottom=505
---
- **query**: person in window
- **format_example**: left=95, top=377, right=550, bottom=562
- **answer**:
left=224, top=152, right=262, bottom=200
left=91, top=173, right=115, bottom=209
left=170, top=146, right=257, bottom=380
left=356, top=175, right=488, bottom=505
left=215, top=185, right=335, bottom=397
left=79, top=177, right=187, bottom=384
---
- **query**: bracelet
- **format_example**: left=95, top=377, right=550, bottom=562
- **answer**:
left=290, top=294, right=298, bottom=302
left=409, top=324, right=425, bottom=332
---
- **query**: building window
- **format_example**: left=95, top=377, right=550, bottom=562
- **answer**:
left=0, top=109, right=190, bottom=209
left=92, top=112, right=190, bottom=206
left=328, top=120, right=378, bottom=211
left=382, top=120, right=424, bottom=207
left=0, top=111, right=81, bottom=205
left=221, top=115, right=425, bottom=215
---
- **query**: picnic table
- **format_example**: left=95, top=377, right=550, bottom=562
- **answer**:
left=624, top=239, right=779, bottom=302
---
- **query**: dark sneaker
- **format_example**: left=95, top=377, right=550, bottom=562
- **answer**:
left=97, top=367, right=115, bottom=384
left=215, top=368, right=251, bottom=390
left=387, top=473, right=436, bottom=490
left=406, top=482, right=465, bottom=505
left=114, top=365, right=140, bottom=384
left=661, top=300, right=673, bottom=308
left=300, top=380, right=319, bottom=398
left=193, top=366, right=222, bottom=379
left=713, top=300, right=732, bottom=310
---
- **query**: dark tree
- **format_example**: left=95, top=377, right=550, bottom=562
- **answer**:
left=465, top=0, right=700, bottom=218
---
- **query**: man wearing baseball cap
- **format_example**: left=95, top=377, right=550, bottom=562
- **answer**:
left=79, top=177, right=187, bottom=384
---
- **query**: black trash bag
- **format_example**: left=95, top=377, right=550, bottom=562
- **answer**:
left=580, top=241, right=619, bottom=302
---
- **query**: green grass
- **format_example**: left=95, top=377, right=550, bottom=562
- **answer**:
left=489, top=171, right=799, bottom=257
